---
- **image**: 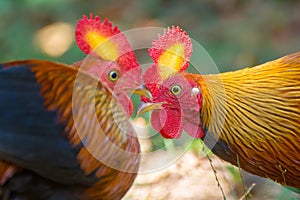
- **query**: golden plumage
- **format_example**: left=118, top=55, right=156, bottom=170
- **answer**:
left=186, top=52, right=300, bottom=187
left=32, top=60, right=140, bottom=199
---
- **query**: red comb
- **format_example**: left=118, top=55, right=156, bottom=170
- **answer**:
left=75, top=14, right=119, bottom=55
left=143, top=63, right=162, bottom=85
left=75, top=14, right=139, bottom=70
left=148, top=26, right=192, bottom=72
left=142, top=63, right=162, bottom=102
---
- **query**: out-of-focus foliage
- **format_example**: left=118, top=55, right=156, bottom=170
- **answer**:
left=1, top=0, right=299, bottom=69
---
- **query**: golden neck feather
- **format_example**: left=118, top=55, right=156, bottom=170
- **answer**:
left=186, top=52, right=300, bottom=186
left=200, top=53, right=300, bottom=145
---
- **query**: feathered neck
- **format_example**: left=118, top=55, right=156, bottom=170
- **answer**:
left=185, top=52, right=300, bottom=187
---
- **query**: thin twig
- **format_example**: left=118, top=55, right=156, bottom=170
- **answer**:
left=236, top=155, right=248, bottom=200
left=206, top=154, right=227, bottom=200
left=278, top=165, right=287, bottom=186
left=239, top=183, right=256, bottom=200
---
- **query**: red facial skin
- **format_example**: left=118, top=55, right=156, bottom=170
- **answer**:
left=74, top=56, right=142, bottom=117
left=143, top=26, right=197, bottom=138
left=75, top=14, right=141, bottom=116
left=142, top=67, right=204, bottom=138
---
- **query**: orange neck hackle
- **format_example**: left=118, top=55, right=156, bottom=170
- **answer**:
left=144, top=22, right=300, bottom=187
left=189, top=52, right=300, bottom=187
left=28, top=60, right=140, bottom=199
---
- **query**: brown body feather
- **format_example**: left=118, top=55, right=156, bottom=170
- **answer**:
left=0, top=161, right=10, bottom=181
left=186, top=52, right=300, bottom=187
left=32, top=60, right=140, bottom=199
left=0, top=60, right=140, bottom=199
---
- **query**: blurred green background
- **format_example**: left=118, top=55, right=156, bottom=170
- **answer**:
left=1, top=0, right=299, bottom=199
left=1, top=0, right=299, bottom=72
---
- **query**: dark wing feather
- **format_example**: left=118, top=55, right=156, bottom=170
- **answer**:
left=0, top=60, right=140, bottom=199
left=0, top=62, right=97, bottom=185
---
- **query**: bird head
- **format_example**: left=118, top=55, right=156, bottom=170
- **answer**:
left=139, top=26, right=205, bottom=138
left=75, top=14, right=151, bottom=115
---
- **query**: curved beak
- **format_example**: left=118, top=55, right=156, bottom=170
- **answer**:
left=137, top=102, right=164, bottom=116
left=125, top=85, right=153, bottom=100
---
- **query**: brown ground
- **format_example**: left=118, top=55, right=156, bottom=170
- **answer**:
left=124, top=151, right=300, bottom=200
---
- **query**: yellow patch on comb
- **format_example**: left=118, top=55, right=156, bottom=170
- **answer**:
left=86, top=31, right=119, bottom=61
left=158, top=43, right=185, bottom=80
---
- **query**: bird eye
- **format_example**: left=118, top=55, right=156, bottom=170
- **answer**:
left=108, top=70, right=119, bottom=82
left=170, top=84, right=183, bottom=96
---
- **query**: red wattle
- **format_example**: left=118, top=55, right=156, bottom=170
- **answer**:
left=183, top=120, right=205, bottom=138
left=151, top=109, right=183, bottom=139
left=117, top=93, right=133, bottom=117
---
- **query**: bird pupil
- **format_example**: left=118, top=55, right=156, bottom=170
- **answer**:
left=108, top=70, right=118, bottom=81
left=171, top=85, right=182, bottom=95
left=173, top=87, right=179, bottom=93
left=111, top=72, right=117, bottom=79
